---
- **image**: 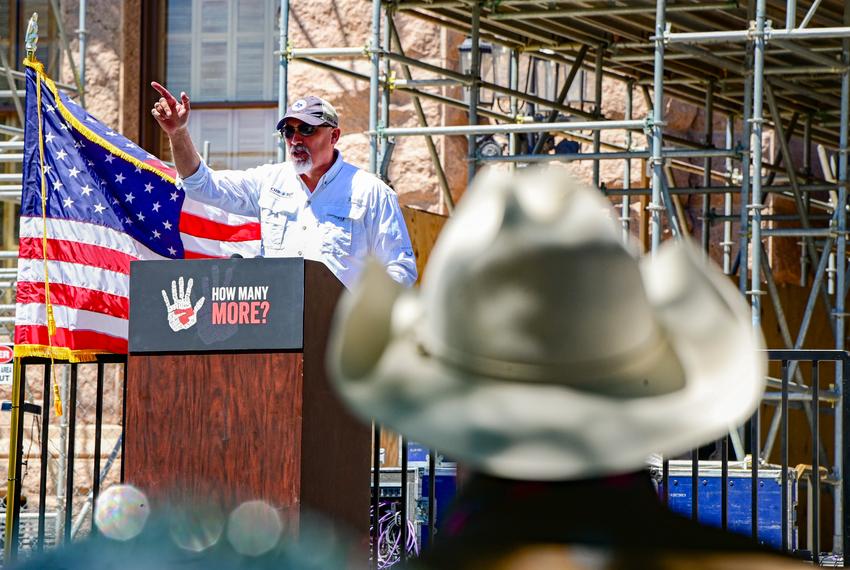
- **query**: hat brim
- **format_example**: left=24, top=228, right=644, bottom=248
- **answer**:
left=327, top=243, right=765, bottom=481
left=276, top=113, right=332, bottom=131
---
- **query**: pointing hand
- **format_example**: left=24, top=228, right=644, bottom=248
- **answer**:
left=150, top=82, right=191, bottom=135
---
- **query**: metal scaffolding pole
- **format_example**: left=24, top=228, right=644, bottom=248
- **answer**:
left=369, top=0, right=382, bottom=173
left=664, top=26, right=850, bottom=44
left=738, top=1, right=755, bottom=298
left=750, top=0, right=767, bottom=328
left=723, top=117, right=734, bottom=275
left=702, top=82, right=714, bottom=255
left=834, top=2, right=850, bottom=552
left=378, top=119, right=644, bottom=137
left=592, top=46, right=603, bottom=188
left=381, top=9, right=392, bottom=180
left=467, top=3, right=480, bottom=185
left=277, top=0, right=290, bottom=163
left=650, top=0, right=666, bottom=255
left=622, top=80, right=633, bottom=244
left=509, top=48, right=519, bottom=171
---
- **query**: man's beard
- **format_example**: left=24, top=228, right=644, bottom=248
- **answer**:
left=290, top=144, right=313, bottom=174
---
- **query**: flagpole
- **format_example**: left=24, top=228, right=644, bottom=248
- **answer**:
left=4, top=14, right=40, bottom=563
left=3, top=361, right=24, bottom=562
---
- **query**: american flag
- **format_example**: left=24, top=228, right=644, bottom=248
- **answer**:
left=15, top=58, right=261, bottom=361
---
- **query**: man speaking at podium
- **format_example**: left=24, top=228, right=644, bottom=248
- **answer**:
left=150, top=83, right=417, bottom=289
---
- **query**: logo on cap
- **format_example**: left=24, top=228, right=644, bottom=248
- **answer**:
left=292, top=99, right=307, bottom=111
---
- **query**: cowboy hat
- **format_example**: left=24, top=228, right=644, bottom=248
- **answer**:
left=327, top=167, right=766, bottom=481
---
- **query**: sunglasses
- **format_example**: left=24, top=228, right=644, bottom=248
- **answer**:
left=280, top=124, right=328, bottom=139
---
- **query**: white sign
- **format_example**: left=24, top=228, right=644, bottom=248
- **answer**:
left=0, top=363, right=12, bottom=385
left=0, top=344, right=12, bottom=385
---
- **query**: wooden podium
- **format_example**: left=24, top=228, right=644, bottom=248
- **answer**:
left=123, top=259, right=370, bottom=534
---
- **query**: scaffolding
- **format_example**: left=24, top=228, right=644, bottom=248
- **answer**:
left=277, top=0, right=850, bottom=559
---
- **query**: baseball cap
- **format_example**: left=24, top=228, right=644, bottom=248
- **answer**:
left=276, top=96, right=339, bottom=130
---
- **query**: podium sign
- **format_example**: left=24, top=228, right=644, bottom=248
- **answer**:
left=126, top=259, right=368, bottom=535
left=128, top=257, right=304, bottom=352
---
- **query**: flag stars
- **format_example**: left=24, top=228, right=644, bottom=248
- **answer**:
left=56, top=149, right=68, bottom=161
left=62, top=197, right=74, bottom=208
left=52, top=180, right=63, bottom=190
left=163, top=220, right=173, bottom=230
left=93, top=203, right=105, bottom=214
left=59, top=123, right=69, bottom=131
left=115, top=172, right=126, bottom=184
left=167, top=246, right=177, bottom=256
left=170, top=191, right=180, bottom=202
left=68, top=166, right=80, bottom=178
left=42, top=164, right=52, bottom=175
left=144, top=182, right=154, bottom=193
left=136, top=212, right=146, bottom=221
left=135, top=165, right=142, bottom=174
left=104, top=154, right=115, bottom=163
left=152, top=202, right=161, bottom=213
left=45, top=104, right=55, bottom=113
left=152, top=229, right=161, bottom=239
left=125, top=192, right=135, bottom=203
left=105, top=131, right=117, bottom=136
left=80, top=184, right=93, bottom=196
left=45, top=132, right=56, bottom=144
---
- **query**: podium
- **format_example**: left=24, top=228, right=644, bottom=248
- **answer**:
left=123, top=258, right=369, bottom=534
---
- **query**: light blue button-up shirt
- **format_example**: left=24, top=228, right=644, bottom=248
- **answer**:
left=178, top=152, right=417, bottom=289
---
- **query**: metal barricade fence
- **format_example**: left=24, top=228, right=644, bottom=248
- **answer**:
left=3, top=355, right=127, bottom=565
left=2, top=356, right=441, bottom=569
left=8, top=350, right=841, bottom=567
left=656, top=349, right=850, bottom=564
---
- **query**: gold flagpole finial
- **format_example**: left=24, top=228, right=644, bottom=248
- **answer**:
left=25, top=13, right=39, bottom=61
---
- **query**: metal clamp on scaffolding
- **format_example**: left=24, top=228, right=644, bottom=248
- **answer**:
left=643, top=116, right=665, bottom=136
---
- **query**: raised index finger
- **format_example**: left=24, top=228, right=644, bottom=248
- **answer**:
left=151, top=81, right=178, bottom=105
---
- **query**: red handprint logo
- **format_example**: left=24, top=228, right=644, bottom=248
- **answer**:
left=161, top=276, right=205, bottom=332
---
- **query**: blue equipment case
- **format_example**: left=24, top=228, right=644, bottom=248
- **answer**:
left=655, top=460, right=797, bottom=550
left=419, top=466, right=457, bottom=549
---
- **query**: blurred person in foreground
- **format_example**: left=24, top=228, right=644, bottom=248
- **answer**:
left=327, top=167, right=806, bottom=569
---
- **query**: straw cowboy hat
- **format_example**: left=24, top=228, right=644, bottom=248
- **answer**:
left=327, top=167, right=766, bottom=481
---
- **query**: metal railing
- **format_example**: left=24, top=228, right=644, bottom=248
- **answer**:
left=2, top=355, right=442, bottom=569
left=656, top=349, right=850, bottom=564
left=3, top=355, right=127, bottom=564
left=4, top=349, right=846, bottom=567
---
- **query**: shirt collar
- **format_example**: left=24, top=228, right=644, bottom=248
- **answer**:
left=299, top=150, right=344, bottom=196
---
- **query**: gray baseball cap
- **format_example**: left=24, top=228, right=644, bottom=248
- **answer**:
left=277, top=96, right=339, bottom=130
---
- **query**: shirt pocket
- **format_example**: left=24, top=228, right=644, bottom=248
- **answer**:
left=258, top=192, right=297, bottom=250
left=319, top=200, right=366, bottom=258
